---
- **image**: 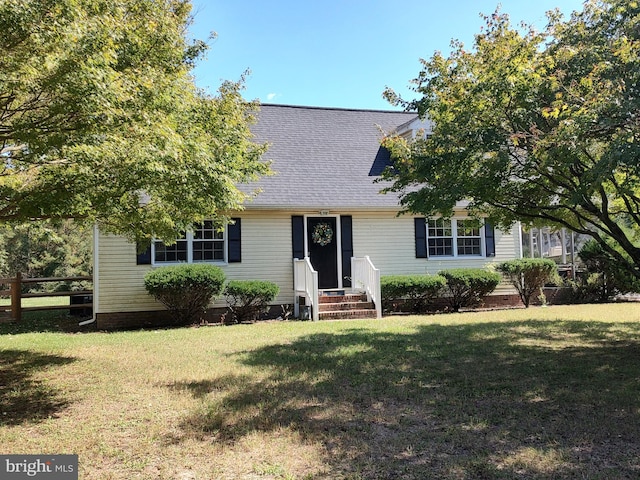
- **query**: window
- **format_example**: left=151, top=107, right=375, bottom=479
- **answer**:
left=427, top=218, right=453, bottom=256
left=136, top=218, right=241, bottom=266
left=153, top=221, right=225, bottom=264
left=456, top=219, right=482, bottom=256
left=426, top=218, right=483, bottom=257
left=154, top=237, right=188, bottom=263
left=193, top=221, right=224, bottom=261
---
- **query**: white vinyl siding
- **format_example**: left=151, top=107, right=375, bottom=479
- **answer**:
left=95, top=209, right=522, bottom=315
left=350, top=211, right=519, bottom=295
left=96, top=211, right=296, bottom=314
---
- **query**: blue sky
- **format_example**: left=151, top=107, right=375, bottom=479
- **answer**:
left=189, top=0, right=586, bottom=110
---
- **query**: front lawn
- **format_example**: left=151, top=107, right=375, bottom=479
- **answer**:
left=1, top=304, right=639, bottom=479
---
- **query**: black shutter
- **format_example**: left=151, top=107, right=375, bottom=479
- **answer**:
left=341, top=216, right=353, bottom=287
left=228, top=218, right=242, bottom=263
left=485, top=220, right=496, bottom=257
left=292, top=215, right=304, bottom=259
left=136, top=242, right=151, bottom=265
left=414, top=218, right=428, bottom=258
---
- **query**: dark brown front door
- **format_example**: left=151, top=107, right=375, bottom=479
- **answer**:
left=307, top=217, right=338, bottom=289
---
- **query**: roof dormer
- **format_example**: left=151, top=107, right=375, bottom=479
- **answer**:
left=396, top=116, right=433, bottom=140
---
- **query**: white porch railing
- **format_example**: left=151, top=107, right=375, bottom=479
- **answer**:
left=293, top=257, right=319, bottom=321
left=351, top=256, right=382, bottom=319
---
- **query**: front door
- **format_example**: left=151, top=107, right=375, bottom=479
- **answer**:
left=307, top=217, right=338, bottom=289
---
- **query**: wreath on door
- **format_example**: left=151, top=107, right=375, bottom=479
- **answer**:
left=312, top=222, right=333, bottom=246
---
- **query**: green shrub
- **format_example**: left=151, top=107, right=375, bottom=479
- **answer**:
left=576, top=239, right=640, bottom=302
left=566, top=273, right=610, bottom=304
left=224, top=280, right=280, bottom=324
left=497, top=258, right=557, bottom=307
left=438, top=268, right=501, bottom=312
left=144, top=264, right=225, bottom=325
left=380, top=274, right=446, bottom=313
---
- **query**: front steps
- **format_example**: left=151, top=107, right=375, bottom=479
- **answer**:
left=317, top=291, right=377, bottom=320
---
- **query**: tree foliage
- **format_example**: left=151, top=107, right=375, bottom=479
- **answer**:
left=0, top=220, right=92, bottom=291
left=0, top=0, right=269, bottom=243
left=382, top=0, right=640, bottom=278
left=576, top=239, right=640, bottom=301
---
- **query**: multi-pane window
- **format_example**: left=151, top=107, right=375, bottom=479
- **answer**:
left=154, top=237, right=188, bottom=263
left=456, top=219, right=482, bottom=256
left=153, top=221, right=225, bottom=264
left=427, top=218, right=483, bottom=257
left=427, top=219, right=453, bottom=256
left=193, top=221, right=224, bottom=261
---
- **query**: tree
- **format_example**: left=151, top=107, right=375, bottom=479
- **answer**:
left=0, top=0, right=269, bottom=243
left=0, top=220, right=92, bottom=291
left=382, top=0, right=640, bottom=279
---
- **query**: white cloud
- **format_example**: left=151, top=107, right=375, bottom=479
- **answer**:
left=266, top=93, right=277, bottom=101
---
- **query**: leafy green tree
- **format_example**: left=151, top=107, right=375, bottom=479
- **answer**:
left=382, top=0, right=640, bottom=279
left=0, top=220, right=92, bottom=291
left=0, top=0, right=269, bottom=243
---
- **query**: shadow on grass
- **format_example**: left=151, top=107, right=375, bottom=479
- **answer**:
left=0, top=310, right=95, bottom=335
left=0, top=349, right=76, bottom=426
left=172, top=319, right=640, bottom=479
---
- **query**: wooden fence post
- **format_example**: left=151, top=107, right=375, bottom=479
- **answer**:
left=11, top=272, right=21, bottom=322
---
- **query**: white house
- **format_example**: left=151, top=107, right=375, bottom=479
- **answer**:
left=93, top=105, right=521, bottom=329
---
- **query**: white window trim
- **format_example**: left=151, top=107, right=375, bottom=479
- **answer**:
left=426, top=218, right=485, bottom=259
left=151, top=225, right=228, bottom=266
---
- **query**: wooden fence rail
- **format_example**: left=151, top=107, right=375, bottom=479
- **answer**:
left=0, top=273, right=93, bottom=322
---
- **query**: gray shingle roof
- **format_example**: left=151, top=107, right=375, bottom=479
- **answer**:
left=243, top=104, right=418, bottom=210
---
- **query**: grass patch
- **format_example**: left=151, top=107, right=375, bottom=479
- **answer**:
left=0, top=296, right=70, bottom=307
left=1, top=304, right=640, bottom=478
left=0, top=310, right=92, bottom=335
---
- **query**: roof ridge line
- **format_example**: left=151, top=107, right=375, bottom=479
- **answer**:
left=259, top=103, right=417, bottom=114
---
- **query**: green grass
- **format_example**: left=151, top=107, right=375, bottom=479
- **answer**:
left=1, top=304, right=640, bottom=479
left=0, top=296, right=69, bottom=307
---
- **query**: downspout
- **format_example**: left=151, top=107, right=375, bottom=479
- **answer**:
left=78, top=224, right=99, bottom=326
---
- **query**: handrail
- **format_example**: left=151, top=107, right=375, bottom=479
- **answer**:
left=351, top=256, right=382, bottom=319
left=293, top=257, right=319, bottom=321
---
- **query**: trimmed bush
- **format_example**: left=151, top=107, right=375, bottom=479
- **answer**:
left=497, top=258, right=557, bottom=307
left=380, top=274, right=446, bottom=313
left=438, top=268, right=501, bottom=312
left=144, top=264, right=225, bottom=325
left=224, top=280, right=280, bottom=324
left=575, top=239, right=640, bottom=302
